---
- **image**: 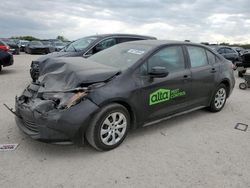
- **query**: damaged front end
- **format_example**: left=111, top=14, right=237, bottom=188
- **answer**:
left=12, top=57, right=120, bottom=144
left=14, top=82, right=100, bottom=144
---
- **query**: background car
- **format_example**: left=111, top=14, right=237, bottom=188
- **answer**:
left=232, top=46, right=245, bottom=55
left=236, top=51, right=250, bottom=77
left=18, top=40, right=29, bottom=52
left=52, top=41, right=65, bottom=51
left=40, top=40, right=55, bottom=53
left=210, top=45, right=240, bottom=64
left=25, top=40, right=50, bottom=54
left=30, top=33, right=157, bottom=81
left=0, top=38, right=20, bottom=55
left=0, top=50, right=13, bottom=72
left=15, top=40, right=235, bottom=151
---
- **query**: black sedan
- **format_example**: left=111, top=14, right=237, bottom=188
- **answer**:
left=30, top=34, right=156, bottom=81
left=13, top=40, right=235, bottom=151
left=0, top=50, right=13, bottom=72
left=210, top=45, right=240, bottom=64
left=25, top=41, right=50, bottom=54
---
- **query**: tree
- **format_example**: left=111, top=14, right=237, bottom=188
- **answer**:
left=56, top=35, right=68, bottom=42
left=11, top=36, right=40, bottom=41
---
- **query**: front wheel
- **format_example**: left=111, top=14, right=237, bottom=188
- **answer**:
left=85, top=103, right=130, bottom=151
left=208, top=84, right=227, bottom=112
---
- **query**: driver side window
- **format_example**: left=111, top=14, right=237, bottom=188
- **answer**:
left=142, top=46, right=185, bottom=75
left=93, top=38, right=116, bottom=54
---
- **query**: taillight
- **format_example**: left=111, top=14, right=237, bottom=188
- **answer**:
left=0, top=45, right=9, bottom=52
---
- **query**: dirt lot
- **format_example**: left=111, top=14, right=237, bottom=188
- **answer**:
left=0, top=54, right=249, bottom=188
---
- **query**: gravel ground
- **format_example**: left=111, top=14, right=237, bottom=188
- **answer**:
left=0, top=54, right=249, bottom=188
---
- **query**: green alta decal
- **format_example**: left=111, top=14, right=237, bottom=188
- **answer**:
left=149, top=88, right=186, bottom=106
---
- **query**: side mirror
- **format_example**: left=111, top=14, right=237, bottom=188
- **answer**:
left=148, top=66, right=169, bottom=78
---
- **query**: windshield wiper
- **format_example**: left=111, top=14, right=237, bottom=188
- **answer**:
left=71, top=45, right=77, bottom=52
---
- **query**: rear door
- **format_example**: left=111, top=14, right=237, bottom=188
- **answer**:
left=135, top=45, right=192, bottom=123
left=186, top=45, right=217, bottom=106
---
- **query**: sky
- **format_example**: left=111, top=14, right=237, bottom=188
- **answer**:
left=0, top=0, right=250, bottom=44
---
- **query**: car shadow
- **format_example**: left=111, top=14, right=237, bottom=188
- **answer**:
left=18, top=109, right=209, bottom=158
left=0, top=69, right=17, bottom=75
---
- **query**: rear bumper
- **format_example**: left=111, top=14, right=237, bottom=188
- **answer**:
left=15, top=98, right=99, bottom=144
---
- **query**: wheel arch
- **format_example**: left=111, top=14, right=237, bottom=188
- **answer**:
left=98, top=99, right=137, bottom=130
left=220, top=79, right=231, bottom=97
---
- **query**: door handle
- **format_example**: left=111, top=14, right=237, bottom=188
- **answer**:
left=210, top=68, right=217, bottom=73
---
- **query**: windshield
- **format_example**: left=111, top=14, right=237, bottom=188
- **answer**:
left=41, top=41, right=51, bottom=45
left=88, top=43, right=153, bottom=70
left=64, top=37, right=98, bottom=52
left=209, top=46, right=217, bottom=51
left=54, top=42, right=64, bottom=46
left=30, top=41, right=43, bottom=46
left=20, top=41, right=28, bottom=45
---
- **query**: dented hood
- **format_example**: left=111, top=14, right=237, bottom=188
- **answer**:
left=38, top=57, right=120, bottom=91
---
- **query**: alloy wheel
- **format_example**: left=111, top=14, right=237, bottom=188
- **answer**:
left=100, top=112, right=127, bottom=146
left=214, top=88, right=226, bottom=109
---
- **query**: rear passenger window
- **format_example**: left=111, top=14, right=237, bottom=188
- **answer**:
left=225, top=48, right=235, bottom=54
left=147, top=46, right=185, bottom=72
left=206, top=50, right=216, bottom=64
left=218, top=48, right=225, bottom=54
left=187, top=46, right=208, bottom=68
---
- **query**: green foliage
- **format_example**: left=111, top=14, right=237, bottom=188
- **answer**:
left=56, top=35, right=69, bottom=42
left=11, top=36, right=40, bottom=41
left=240, top=44, right=250, bottom=49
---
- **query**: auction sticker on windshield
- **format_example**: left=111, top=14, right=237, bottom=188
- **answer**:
left=127, top=49, right=145, bottom=55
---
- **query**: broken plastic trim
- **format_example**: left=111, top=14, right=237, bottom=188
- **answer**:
left=3, top=103, right=22, bottom=118
left=64, top=92, right=87, bottom=109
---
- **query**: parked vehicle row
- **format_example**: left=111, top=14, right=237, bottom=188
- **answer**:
left=0, top=38, right=69, bottom=55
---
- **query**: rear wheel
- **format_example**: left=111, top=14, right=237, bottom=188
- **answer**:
left=208, top=84, right=227, bottom=112
left=86, top=103, right=130, bottom=151
left=0, top=65, right=2, bottom=72
left=239, top=83, right=247, bottom=90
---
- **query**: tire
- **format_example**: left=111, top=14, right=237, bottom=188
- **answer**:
left=239, top=83, right=247, bottom=90
left=86, top=103, right=130, bottom=151
left=0, top=65, right=2, bottom=72
left=208, top=84, right=227, bottom=112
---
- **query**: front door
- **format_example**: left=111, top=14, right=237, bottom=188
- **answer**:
left=135, top=45, right=192, bottom=123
